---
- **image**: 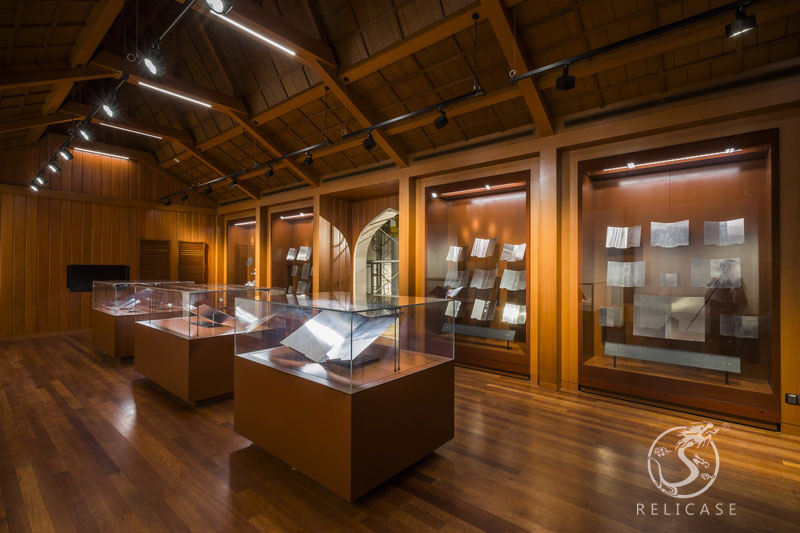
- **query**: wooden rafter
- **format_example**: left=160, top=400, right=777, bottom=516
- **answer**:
left=0, top=64, right=113, bottom=91
left=66, top=102, right=195, bottom=144
left=0, top=111, right=75, bottom=135
left=174, top=140, right=261, bottom=200
left=480, top=0, right=553, bottom=136
left=26, top=0, right=126, bottom=145
left=251, top=85, right=327, bottom=125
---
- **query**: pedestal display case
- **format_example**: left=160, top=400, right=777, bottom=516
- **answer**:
left=578, top=131, right=779, bottom=426
left=90, top=280, right=192, bottom=359
left=426, top=172, right=529, bottom=376
left=270, top=208, right=313, bottom=295
left=133, top=284, right=278, bottom=404
left=233, top=292, right=454, bottom=501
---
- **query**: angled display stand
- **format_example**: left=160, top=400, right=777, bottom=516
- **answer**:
left=233, top=292, right=454, bottom=501
left=133, top=284, right=279, bottom=404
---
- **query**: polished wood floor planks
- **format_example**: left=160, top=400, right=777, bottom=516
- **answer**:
left=0, top=333, right=799, bottom=532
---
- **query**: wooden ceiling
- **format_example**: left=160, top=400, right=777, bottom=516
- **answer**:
left=1, top=0, right=799, bottom=204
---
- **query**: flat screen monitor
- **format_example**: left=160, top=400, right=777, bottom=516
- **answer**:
left=66, top=264, right=130, bottom=292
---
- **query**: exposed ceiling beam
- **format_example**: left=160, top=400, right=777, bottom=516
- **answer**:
left=26, top=0, right=125, bottom=144
left=535, top=0, right=800, bottom=90
left=0, top=111, right=75, bottom=134
left=251, top=85, right=327, bottom=125
left=314, top=61, right=408, bottom=167
left=196, top=126, right=245, bottom=151
left=481, top=0, right=553, bottom=136
left=229, top=113, right=320, bottom=187
left=174, top=140, right=261, bottom=200
left=187, top=0, right=337, bottom=67
left=66, top=102, right=195, bottom=144
left=0, top=64, right=113, bottom=91
left=92, top=51, right=249, bottom=115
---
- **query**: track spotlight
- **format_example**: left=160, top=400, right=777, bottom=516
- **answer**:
left=434, top=107, right=448, bottom=129
left=76, top=124, right=91, bottom=141
left=265, top=165, right=274, bottom=177
left=205, top=0, right=233, bottom=14
left=101, top=92, right=118, bottom=117
left=164, top=198, right=172, bottom=206
left=230, top=176, right=239, bottom=187
left=143, top=42, right=165, bottom=76
left=46, top=162, right=60, bottom=173
left=58, top=147, right=73, bottom=160
left=30, top=182, right=40, bottom=192
left=34, top=174, right=47, bottom=186
left=302, top=152, right=313, bottom=167
left=556, top=64, right=575, bottom=91
left=181, top=192, right=189, bottom=202
left=726, top=6, right=756, bottom=38
left=362, top=131, right=376, bottom=151
left=203, top=185, right=213, bottom=195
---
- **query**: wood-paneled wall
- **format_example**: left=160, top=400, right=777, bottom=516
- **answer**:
left=0, top=140, right=217, bottom=339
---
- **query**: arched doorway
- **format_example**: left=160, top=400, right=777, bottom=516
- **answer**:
left=352, top=208, right=399, bottom=297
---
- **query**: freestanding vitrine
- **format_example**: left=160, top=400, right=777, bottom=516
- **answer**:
left=233, top=292, right=454, bottom=501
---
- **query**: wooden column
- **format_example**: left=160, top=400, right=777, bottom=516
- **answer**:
left=312, top=194, right=322, bottom=293
left=257, top=206, right=269, bottom=287
left=398, top=176, right=415, bottom=296
left=537, top=149, right=560, bottom=388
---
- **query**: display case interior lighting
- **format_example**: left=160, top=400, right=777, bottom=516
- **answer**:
left=74, top=147, right=131, bottom=160
left=601, top=148, right=741, bottom=172
left=138, top=82, right=213, bottom=108
left=280, top=212, right=312, bottom=220
left=234, top=220, right=256, bottom=226
left=432, top=181, right=527, bottom=199
left=99, top=122, right=163, bottom=139
left=211, top=11, right=295, bottom=56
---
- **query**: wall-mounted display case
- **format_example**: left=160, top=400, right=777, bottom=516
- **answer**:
left=226, top=217, right=256, bottom=285
left=270, top=208, right=313, bottom=295
left=133, top=284, right=278, bottom=404
left=425, top=171, right=530, bottom=376
left=90, top=280, right=192, bottom=359
left=578, top=131, right=779, bottom=426
left=233, top=292, right=454, bottom=501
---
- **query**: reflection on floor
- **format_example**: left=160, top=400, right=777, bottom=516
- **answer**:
left=0, top=332, right=798, bottom=531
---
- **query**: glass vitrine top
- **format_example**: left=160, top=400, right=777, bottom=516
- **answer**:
left=265, top=291, right=448, bottom=312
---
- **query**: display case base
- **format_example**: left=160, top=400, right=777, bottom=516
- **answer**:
left=234, top=356, right=454, bottom=501
left=133, top=322, right=234, bottom=404
left=90, top=308, right=140, bottom=359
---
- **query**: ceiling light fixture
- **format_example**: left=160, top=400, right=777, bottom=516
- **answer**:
left=205, top=0, right=233, bottom=15
left=101, top=92, right=118, bottom=117
left=726, top=5, right=756, bottom=38
left=203, top=185, right=213, bottom=195
left=234, top=220, right=257, bottom=226
left=210, top=11, right=295, bottom=56
left=556, top=64, right=575, bottom=91
left=280, top=212, right=312, bottom=220
left=30, top=183, right=40, bottom=192
left=434, top=107, right=448, bottom=129
left=138, top=81, right=212, bottom=108
left=76, top=124, right=91, bottom=141
left=438, top=181, right=527, bottom=198
left=362, top=131, right=376, bottom=151
left=302, top=152, right=313, bottom=167
left=164, top=198, right=172, bottom=206
left=265, top=165, right=274, bottom=177
left=74, top=147, right=131, bottom=160
left=600, top=148, right=742, bottom=172
left=230, top=176, right=239, bottom=187
left=46, top=162, right=60, bottom=173
left=58, top=147, right=73, bottom=160
left=34, top=174, right=47, bottom=186
left=430, top=192, right=438, bottom=198
left=99, top=122, right=163, bottom=139
left=143, top=42, right=165, bottom=76
left=181, top=192, right=189, bottom=202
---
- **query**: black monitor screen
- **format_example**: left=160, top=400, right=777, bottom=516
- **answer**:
left=66, top=265, right=130, bottom=292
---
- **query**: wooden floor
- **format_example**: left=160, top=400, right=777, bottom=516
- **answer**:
left=1, top=333, right=799, bottom=532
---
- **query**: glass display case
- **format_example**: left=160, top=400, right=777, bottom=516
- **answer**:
left=425, top=172, right=529, bottom=376
left=270, top=208, right=313, bottom=295
left=134, top=284, right=276, bottom=339
left=578, top=131, right=779, bottom=425
left=92, top=280, right=191, bottom=315
left=234, top=292, right=454, bottom=393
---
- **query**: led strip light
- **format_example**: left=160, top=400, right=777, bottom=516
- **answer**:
left=74, top=147, right=130, bottom=160
left=211, top=12, right=295, bottom=56
left=280, top=212, right=312, bottom=220
left=138, top=81, right=212, bottom=108
left=601, top=148, right=741, bottom=172
left=99, top=122, right=163, bottom=139
left=432, top=181, right=527, bottom=199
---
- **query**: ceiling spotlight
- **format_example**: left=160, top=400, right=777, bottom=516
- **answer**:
left=46, top=162, right=60, bottom=173
left=484, top=184, right=491, bottom=190
left=205, top=0, right=233, bottom=14
left=556, top=64, right=575, bottom=91
left=143, top=42, right=165, bottom=76
left=76, top=124, right=91, bottom=141
left=363, top=131, right=376, bottom=151
left=203, top=185, right=213, bottom=195
left=34, top=174, right=47, bottom=186
left=230, top=176, right=239, bottom=187
left=726, top=6, right=756, bottom=38
left=434, top=107, right=448, bottom=129
left=30, top=182, right=40, bottom=192
left=302, top=152, right=313, bottom=167
left=164, top=198, right=172, bottom=206
left=181, top=192, right=189, bottom=202
left=431, top=192, right=438, bottom=198
left=265, top=165, right=274, bottom=177
left=101, top=92, right=118, bottom=117
left=58, top=147, right=73, bottom=160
